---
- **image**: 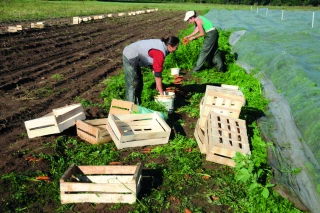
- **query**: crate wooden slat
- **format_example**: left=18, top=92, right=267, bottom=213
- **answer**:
left=106, top=112, right=170, bottom=149
left=109, top=99, right=138, bottom=115
left=76, top=119, right=111, bottom=144
left=24, top=103, right=85, bottom=138
left=60, top=163, right=142, bottom=204
left=221, top=84, right=239, bottom=90
left=206, top=146, right=236, bottom=167
left=194, top=119, right=207, bottom=154
left=199, top=85, right=245, bottom=130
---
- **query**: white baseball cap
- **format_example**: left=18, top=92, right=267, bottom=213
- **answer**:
left=184, top=11, right=195, bottom=21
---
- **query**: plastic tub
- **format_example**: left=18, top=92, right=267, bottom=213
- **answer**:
left=155, top=92, right=175, bottom=113
left=171, top=68, right=180, bottom=76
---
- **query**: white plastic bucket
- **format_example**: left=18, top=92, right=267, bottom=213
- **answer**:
left=171, top=68, right=180, bottom=76
left=155, top=92, right=175, bottom=113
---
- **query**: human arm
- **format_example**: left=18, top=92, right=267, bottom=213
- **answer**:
left=184, top=18, right=204, bottom=41
left=148, top=49, right=165, bottom=95
left=184, top=25, right=199, bottom=39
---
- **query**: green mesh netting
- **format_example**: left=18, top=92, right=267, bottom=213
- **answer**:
left=205, top=9, right=320, bottom=212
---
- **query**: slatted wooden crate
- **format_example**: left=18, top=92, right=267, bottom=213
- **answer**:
left=31, top=22, right=44, bottom=29
left=24, top=103, right=85, bottom=138
left=73, top=17, right=82, bottom=24
left=205, top=112, right=250, bottom=167
left=199, top=85, right=245, bottom=130
left=106, top=112, right=170, bottom=149
left=194, top=119, right=207, bottom=154
left=60, top=163, right=142, bottom=204
left=7, top=26, right=17, bottom=33
left=16, top=25, right=22, bottom=31
left=109, top=99, right=138, bottom=115
left=76, top=119, right=111, bottom=144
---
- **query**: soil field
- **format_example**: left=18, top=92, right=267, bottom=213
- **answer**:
left=0, top=11, right=189, bottom=174
left=1, top=10, right=218, bottom=212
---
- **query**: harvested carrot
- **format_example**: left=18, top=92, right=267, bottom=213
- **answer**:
left=185, top=208, right=192, bottom=213
left=36, top=176, right=49, bottom=181
left=202, top=175, right=211, bottom=180
left=211, top=195, right=219, bottom=201
left=185, top=174, right=191, bottom=179
left=109, top=162, right=122, bottom=165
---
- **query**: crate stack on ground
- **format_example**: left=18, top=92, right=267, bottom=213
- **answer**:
left=194, top=84, right=250, bottom=167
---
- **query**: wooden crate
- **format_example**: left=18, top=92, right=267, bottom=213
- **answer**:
left=16, top=25, right=22, bottom=31
left=76, top=119, right=111, bottom=144
left=7, top=26, right=17, bottom=33
left=60, top=163, right=142, bottom=204
left=207, top=112, right=250, bottom=154
left=25, top=103, right=85, bottom=138
left=106, top=112, right=171, bottom=149
left=73, top=17, right=82, bottom=24
left=109, top=99, right=138, bottom=115
left=199, top=85, right=245, bottom=130
left=194, top=119, right=207, bottom=154
left=205, top=112, right=250, bottom=167
left=30, top=23, right=44, bottom=29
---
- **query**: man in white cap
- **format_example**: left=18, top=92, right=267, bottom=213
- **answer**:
left=184, top=11, right=223, bottom=72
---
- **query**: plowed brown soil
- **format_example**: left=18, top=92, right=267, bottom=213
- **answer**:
left=0, top=11, right=230, bottom=213
left=0, top=10, right=188, bottom=172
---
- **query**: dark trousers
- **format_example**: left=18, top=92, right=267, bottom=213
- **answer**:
left=193, top=29, right=223, bottom=72
left=123, top=55, right=143, bottom=105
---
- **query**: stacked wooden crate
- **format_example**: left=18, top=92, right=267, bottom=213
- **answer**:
left=194, top=85, right=250, bottom=167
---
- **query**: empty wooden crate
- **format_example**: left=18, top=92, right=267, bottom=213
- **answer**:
left=206, top=112, right=250, bottom=167
left=24, top=103, right=85, bottom=138
left=106, top=112, right=171, bottom=149
left=76, top=119, right=111, bottom=144
left=60, top=163, right=142, bottom=204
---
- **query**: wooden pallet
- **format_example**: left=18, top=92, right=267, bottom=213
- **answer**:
left=106, top=112, right=170, bottom=149
left=109, top=99, right=138, bottom=115
left=76, top=119, right=111, bottom=144
left=24, top=103, right=85, bottom=138
left=199, top=85, right=245, bottom=130
left=194, top=119, right=207, bottom=154
left=60, top=163, right=142, bottom=204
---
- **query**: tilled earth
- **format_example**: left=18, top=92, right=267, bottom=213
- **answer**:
left=0, top=10, right=189, bottom=174
left=0, top=11, right=229, bottom=213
